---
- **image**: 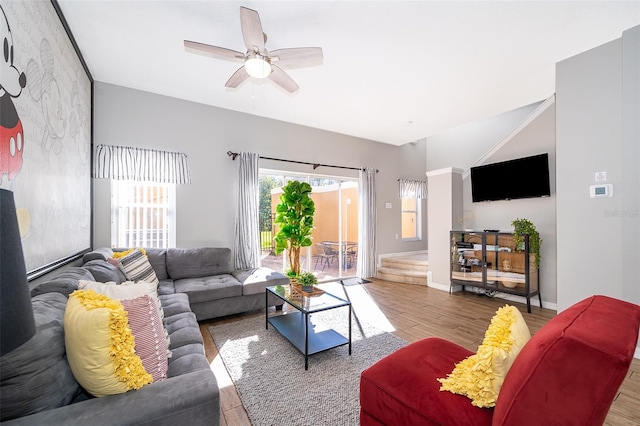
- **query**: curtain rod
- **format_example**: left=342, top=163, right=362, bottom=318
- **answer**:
left=227, top=151, right=378, bottom=173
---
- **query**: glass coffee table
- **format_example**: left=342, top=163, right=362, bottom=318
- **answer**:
left=266, top=284, right=352, bottom=370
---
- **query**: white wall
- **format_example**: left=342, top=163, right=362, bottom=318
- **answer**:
left=426, top=168, right=463, bottom=289
left=92, top=82, right=428, bottom=257
left=426, top=101, right=543, bottom=171
left=556, top=26, right=640, bottom=312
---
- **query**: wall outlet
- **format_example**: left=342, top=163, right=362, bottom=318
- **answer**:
left=385, top=203, right=392, bottom=209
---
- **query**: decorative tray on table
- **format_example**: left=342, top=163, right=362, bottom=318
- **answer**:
left=290, top=283, right=325, bottom=297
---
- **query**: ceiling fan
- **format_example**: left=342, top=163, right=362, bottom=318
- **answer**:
left=184, top=6, right=323, bottom=93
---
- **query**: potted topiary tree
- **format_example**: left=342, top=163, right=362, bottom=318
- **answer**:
left=273, top=180, right=315, bottom=277
left=511, top=218, right=541, bottom=269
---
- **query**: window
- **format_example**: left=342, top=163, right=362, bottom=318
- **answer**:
left=111, top=180, right=176, bottom=248
left=258, top=170, right=359, bottom=280
left=401, top=197, right=421, bottom=240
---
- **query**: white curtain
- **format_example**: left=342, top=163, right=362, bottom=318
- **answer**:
left=357, top=167, right=377, bottom=279
left=398, top=179, right=427, bottom=198
left=94, top=144, right=191, bottom=184
left=233, top=152, right=260, bottom=270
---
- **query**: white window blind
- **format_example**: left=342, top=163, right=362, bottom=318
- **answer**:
left=111, top=180, right=176, bottom=248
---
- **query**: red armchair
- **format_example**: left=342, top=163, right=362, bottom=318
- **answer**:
left=360, top=295, right=640, bottom=425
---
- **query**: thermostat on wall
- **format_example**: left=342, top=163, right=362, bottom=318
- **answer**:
left=589, top=184, right=613, bottom=198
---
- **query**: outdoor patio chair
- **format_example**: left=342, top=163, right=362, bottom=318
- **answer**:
left=314, top=243, right=336, bottom=271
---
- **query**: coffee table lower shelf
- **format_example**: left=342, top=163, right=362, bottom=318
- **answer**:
left=267, top=311, right=350, bottom=370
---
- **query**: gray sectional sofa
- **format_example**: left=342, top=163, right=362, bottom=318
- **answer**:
left=0, top=247, right=289, bottom=425
left=81, top=247, right=289, bottom=321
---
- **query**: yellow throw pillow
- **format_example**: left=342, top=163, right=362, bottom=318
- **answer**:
left=112, top=248, right=147, bottom=259
left=438, top=305, right=530, bottom=408
left=64, top=290, right=152, bottom=397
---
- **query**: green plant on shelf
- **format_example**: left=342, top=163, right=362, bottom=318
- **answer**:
left=511, top=218, right=541, bottom=269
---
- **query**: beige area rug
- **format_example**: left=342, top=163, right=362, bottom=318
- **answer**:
left=208, top=289, right=407, bottom=426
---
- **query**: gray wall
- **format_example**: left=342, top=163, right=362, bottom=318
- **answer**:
left=461, top=104, right=557, bottom=306
left=556, top=26, right=640, bottom=312
left=92, top=82, right=428, bottom=258
left=425, top=101, right=557, bottom=306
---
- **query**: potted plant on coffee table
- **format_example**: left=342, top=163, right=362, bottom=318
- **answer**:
left=298, top=271, right=318, bottom=292
left=273, top=180, right=316, bottom=278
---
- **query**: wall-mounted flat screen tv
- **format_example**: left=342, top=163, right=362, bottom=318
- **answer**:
left=471, top=153, right=551, bottom=202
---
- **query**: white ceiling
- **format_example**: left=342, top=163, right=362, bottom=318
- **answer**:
left=56, top=1, right=640, bottom=146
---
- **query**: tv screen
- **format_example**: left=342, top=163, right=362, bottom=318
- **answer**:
left=471, top=153, right=550, bottom=202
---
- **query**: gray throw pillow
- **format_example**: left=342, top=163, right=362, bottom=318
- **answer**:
left=83, top=259, right=127, bottom=283
left=30, top=267, right=94, bottom=298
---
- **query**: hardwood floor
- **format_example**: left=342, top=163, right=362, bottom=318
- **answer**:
left=200, top=278, right=639, bottom=425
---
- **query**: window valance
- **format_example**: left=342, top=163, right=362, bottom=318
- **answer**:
left=93, top=144, right=191, bottom=184
left=398, top=179, right=427, bottom=198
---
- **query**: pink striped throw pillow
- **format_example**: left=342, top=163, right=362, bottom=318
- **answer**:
left=120, top=295, right=168, bottom=382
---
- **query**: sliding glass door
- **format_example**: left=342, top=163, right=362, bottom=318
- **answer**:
left=259, top=171, right=358, bottom=281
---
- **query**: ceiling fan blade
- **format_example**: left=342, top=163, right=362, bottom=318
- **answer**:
left=270, top=47, right=324, bottom=69
left=269, top=65, right=299, bottom=93
left=240, top=6, right=265, bottom=54
left=225, top=66, right=250, bottom=88
left=184, top=40, right=245, bottom=62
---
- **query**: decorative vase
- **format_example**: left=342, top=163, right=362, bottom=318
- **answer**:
left=502, top=259, right=512, bottom=272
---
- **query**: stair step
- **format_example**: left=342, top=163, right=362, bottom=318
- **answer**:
left=376, top=266, right=429, bottom=286
left=380, top=259, right=429, bottom=272
left=377, top=266, right=428, bottom=277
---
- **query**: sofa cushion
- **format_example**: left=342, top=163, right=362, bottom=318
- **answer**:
left=231, top=268, right=290, bottom=296
left=64, top=290, right=152, bottom=397
left=0, top=293, right=81, bottom=422
left=166, top=247, right=231, bottom=279
left=168, top=352, right=211, bottom=378
left=438, top=305, right=530, bottom=408
left=493, top=295, right=640, bottom=426
left=158, top=279, right=175, bottom=295
left=174, top=274, right=242, bottom=303
left=30, top=267, right=95, bottom=298
left=163, top=311, right=204, bottom=351
left=168, top=343, right=209, bottom=377
left=145, top=248, right=168, bottom=280
left=159, top=293, right=192, bottom=317
left=83, top=259, right=127, bottom=283
left=120, top=296, right=168, bottom=382
left=360, top=337, right=493, bottom=426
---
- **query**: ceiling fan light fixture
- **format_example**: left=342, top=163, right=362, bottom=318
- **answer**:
left=245, top=55, right=272, bottom=79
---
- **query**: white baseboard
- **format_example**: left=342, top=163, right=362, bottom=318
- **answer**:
left=635, top=346, right=640, bottom=360
left=428, top=281, right=451, bottom=292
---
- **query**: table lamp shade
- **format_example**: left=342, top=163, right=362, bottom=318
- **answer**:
left=0, top=189, right=35, bottom=356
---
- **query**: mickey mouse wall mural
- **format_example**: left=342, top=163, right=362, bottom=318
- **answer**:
left=0, top=4, right=26, bottom=186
